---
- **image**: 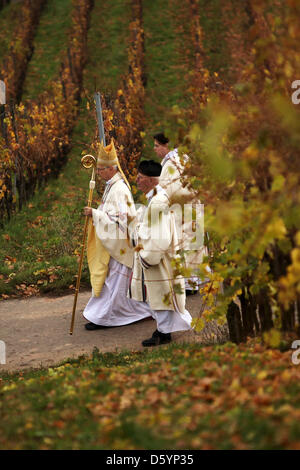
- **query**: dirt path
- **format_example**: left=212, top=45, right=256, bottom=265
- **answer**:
left=0, top=292, right=204, bottom=373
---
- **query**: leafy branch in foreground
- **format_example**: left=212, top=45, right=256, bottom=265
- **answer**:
left=167, top=0, right=300, bottom=343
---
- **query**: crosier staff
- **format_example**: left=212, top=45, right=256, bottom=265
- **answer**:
left=69, top=154, right=96, bottom=335
left=69, top=92, right=106, bottom=335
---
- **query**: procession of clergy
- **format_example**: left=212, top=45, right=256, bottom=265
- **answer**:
left=82, top=133, right=207, bottom=347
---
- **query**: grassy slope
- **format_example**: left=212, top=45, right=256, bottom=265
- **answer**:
left=142, top=0, right=189, bottom=158
left=141, top=0, right=232, bottom=157
left=0, top=0, right=131, bottom=297
left=0, top=340, right=299, bottom=450
left=83, top=0, right=131, bottom=94
left=197, top=0, right=231, bottom=82
left=0, top=1, right=22, bottom=61
left=22, top=0, right=73, bottom=100
left=0, top=0, right=232, bottom=297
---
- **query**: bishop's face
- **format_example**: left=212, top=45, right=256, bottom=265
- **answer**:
left=153, top=139, right=169, bottom=159
left=96, top=165, right=116, bottom=181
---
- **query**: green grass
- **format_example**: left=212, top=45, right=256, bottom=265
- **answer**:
left=197, top=0, right=231, bottom=82
left=83, top=0, right=131, bottom=94
left=0, top=1, right=22, bottom=61
left=0, top=340, right=299, bottom=450
left=141, top=0, right=232, bottom=157
left=142, top=0, right=190, bottom=158
left=0, top=150, right=91, bottom=296
left=22, top=0, right=73, bottom=100
left=0, top=0, right=131, bottom=298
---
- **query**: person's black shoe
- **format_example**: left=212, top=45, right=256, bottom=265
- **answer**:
left=186, top=289, right=198, bottom=296
left=85, top=322, right=111, bottom=331
left=142, top=329, right=172, bottom=347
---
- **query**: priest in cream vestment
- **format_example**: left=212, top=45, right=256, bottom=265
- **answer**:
left=153, top=133, right=210, bottom=294
left=129, top=160, right=192, bottom=347
left=82, top=140, right=152, bottom=330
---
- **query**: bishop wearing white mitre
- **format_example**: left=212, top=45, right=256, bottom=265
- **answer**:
left=82, top=140, right=152, bottom=330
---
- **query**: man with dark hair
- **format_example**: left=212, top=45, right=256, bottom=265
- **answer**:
left=153, top=132, right=190, bottom=199
left=129, top=159, right=192, bottom=346
left=153, top=132, right=169, bottom=146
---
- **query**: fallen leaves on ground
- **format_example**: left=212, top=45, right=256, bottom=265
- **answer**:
left=0, top=340, right=299, bottom=450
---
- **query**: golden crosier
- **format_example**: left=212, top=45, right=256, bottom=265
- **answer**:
left=81, top=154, right=97, bottom=170
left=69, top=154, right=96, bottom=335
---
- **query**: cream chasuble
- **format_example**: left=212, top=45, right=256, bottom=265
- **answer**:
left=87, top=172, right=135, bottom=297
left=129, top=186, right=187, bottom=313
left=160, top=149, right=209, bottom=290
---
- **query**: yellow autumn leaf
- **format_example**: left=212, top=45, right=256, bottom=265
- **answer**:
left=271, top=174, right=285, bottom=192
left=263, top=328, right=281, bottom=348
left=230, top=378, right=240, bottom=390
left=281, top=370, right=291, bottom=382
left=265, top=218, right=286, bottom=240
left=257, top=370, right=268, bottom=380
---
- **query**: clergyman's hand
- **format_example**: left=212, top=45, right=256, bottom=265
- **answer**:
left=83, top=207, right=93, bottom=217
